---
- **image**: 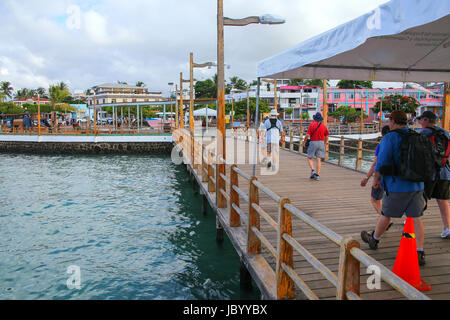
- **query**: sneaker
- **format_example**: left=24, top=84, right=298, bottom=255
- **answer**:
left=417, top=250, right=426, bottom=266
left=267, top=161, right=272, bottom=168
left=313, top=174, right=320, bottom=181
left=441, top=228, right=450, bottom=239
left=310, top=171, right=316, bottom=179
left=361, top=230, right=379, bottom=250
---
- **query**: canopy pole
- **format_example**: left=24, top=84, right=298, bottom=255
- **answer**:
left=443, top=82, right=450, bottom=132
left=252, top=77, right=261, bottom=177
left=323, top=79, right=328, bottom=126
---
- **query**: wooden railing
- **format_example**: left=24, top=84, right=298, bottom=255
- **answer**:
left=172, top=128, right=430, bottom=300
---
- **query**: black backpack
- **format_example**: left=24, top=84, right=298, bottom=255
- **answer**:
left=267, top=118, right=280, bottom=132
left=379, top=129, right=436, bottom=182
left=427, top=126, right=450, bottom=168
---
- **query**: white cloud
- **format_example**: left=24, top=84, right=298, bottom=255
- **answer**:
left=0, top=0, right=395, bottom=95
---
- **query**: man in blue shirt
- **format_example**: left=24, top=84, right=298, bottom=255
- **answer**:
left=417, top=111, right=450, bottom=239
left=361, top=110, right=426, bottom=265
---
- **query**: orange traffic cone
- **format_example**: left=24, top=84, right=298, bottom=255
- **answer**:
left=393, top=217, right=431, bottom=291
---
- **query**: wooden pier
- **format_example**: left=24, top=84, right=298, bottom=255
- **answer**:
left=173, top=128, right=450, bottom=300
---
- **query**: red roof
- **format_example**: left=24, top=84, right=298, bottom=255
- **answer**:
left=13, top=97, right=50, bottom=102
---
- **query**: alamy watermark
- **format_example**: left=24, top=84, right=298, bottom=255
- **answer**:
left=66, top=5, right=81, bottom=30
left=171, top=128, right=280, bottom=176
left=66, top=265, right=81, bottom=290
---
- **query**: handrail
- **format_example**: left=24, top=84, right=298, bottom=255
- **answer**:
left=284, top=203, right=343, bottom=246
left=251, top=203, right=278, bottom=231
left=233, top=166, right=251, bottom=181
left=232, top=185, right=249, bottom=203
left=252, top=179, right=281, bottom=203
left=283, top=233, right=338, bottom=287
left=251, top=226, right=277, bottom=259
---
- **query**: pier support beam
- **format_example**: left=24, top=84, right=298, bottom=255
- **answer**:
left=202, top=194, right=208, bottom=216
left=240, top=260, right=253, bottom=290
left=216, top=216, right=224, bottom=243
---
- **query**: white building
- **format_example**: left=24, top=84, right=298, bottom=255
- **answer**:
left=86, top=83, right=163, bottom=107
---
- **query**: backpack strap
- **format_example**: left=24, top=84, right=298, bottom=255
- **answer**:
left=267, top=118, right=280, bottom=132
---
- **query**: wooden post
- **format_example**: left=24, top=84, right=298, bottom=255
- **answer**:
left=276, top=198, right=294, bottom=300
left=202, top=144, right=208, bottom=183
left=229, top=165, right=240, bottom=227
left=337, top=237, right=360, bottom=300
left=208, top=150, right=215, bottom=193
left=289, top=130, right=294, bottom=151
left=248, top=177, right=261, bottom=254
left=355, top=138, right=363, bottom=171
left=299, top=135, right=303, bottom=154
left=324, top=137, right=329, bottom=161
left=339, top=136, right=345, bottom=166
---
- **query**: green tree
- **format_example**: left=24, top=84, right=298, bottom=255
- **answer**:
left=372, top=95, right=419, bottom=114
left=228, top=76, right=247, bottom=91
left=224, top=97, right=269, bottom=121
left=336, top=80, right=373, bottom=89
left=35, top=87, right=47, bottom=98
left=285, top=107, right=293, bottom=115
left=329, top=105, right=368, bottom=124
left=1, top=81, right=14, bottom=99
left=14, top=88, right=35, bottom=100
left=301, top=112, right=310, bottom=120
left=0, top=92, right=5, bottom=102
left=49, top=84, right=71, bottom=110
left=136, top=81, right=145, bottom=87
left=195, top=79, right=217, bottom=99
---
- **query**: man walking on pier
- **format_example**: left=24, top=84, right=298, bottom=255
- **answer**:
left=263, top=109, right=283, bottom=170
left=417, top=111, right=450, bottom=239
left=303, top=112, right=329, bottom=181
left=361, top=111, right=427, bottom=265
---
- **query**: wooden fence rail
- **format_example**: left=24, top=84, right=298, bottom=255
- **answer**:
left=172, top=128, right=430, bottom=300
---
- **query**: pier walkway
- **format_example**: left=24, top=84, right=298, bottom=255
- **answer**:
left=173, top=129, right=450, bottom=300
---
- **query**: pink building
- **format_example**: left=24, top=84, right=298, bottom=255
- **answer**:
left=279, top=85, right=444, bottom=122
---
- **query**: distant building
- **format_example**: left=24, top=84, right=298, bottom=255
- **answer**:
left=86, top=83, right=163, bottom=107
left=13, top=97, right=51, bottom=106
left=227, top=81, right=444, bottom=122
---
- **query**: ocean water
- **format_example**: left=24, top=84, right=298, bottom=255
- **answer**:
left=0, top=154, right=260, bottom=300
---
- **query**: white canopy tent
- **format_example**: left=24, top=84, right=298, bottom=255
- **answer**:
left=258, top=0, right=450, bottom=82
left=193, top=107, right=217, bottom=117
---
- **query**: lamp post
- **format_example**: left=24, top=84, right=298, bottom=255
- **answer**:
left=37, top=93, right=41, bottom=136
left=168, top=82, right=174, bottom=128
left=216, top=0, right=285, bottom=188
left=175, top=84, right=179, bottom=128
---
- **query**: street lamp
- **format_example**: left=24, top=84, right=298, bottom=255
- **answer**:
left=168, top=82, right=174, bottom=128
left=37, top=93, right=41, bottom=136
left=217, top=0, right=285, bottom=194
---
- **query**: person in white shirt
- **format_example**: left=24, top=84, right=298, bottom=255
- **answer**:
left=263, top=109, right=283, bottom=170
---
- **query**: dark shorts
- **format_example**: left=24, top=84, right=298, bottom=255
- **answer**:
left=371, top=186, right=384, bottom=201
left=381, top=191, right=424, bottom=219
left=424, top=179, right=450, bottom=200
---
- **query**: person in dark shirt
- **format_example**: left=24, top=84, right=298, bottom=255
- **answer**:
left=417, top=111, right=450, bottom=239
left=361, top=110, right=426, bottom=265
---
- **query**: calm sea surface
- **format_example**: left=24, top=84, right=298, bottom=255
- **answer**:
left=0, top=154, right=260, bottom=300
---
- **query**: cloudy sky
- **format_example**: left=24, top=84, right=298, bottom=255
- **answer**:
left=0, top=0, right=392, bottom=96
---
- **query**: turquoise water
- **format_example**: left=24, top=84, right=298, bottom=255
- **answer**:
left=0, top=154, right=259, bottom=300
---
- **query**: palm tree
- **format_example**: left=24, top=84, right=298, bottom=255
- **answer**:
left=1, top=81, right=14, bottom=99
left=136, top=81, right=145, bottom=87
left=0, top=92, right=5, bottom=102
left=35, top=87, right=47, bottom=98
left=14, top=88, right=35, bottom=100
left=58, top=82, right=69, bottom=92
